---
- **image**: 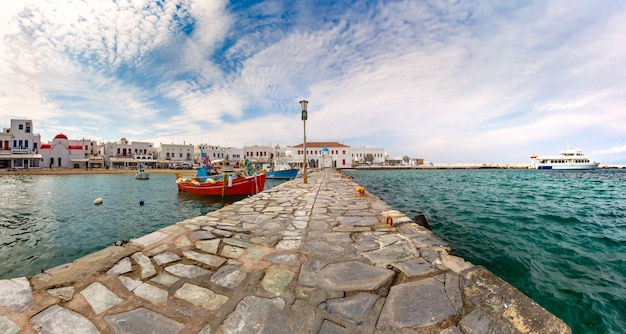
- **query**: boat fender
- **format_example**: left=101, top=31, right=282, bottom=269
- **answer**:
left=94, top=198, right=103, bottom=205
left=413, top=214, right=431, bottom=230
left=139, top=200, right=144, bottom=206
left=228, top=175, right=233, bottom=188
left=386, top=216, right=393, bottom=227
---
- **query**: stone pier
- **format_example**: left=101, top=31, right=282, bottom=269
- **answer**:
left=0, top=169, right=570, bottom=333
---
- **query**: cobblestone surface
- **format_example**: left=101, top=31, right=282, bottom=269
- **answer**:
left=0, top=169, right=570, bottom=333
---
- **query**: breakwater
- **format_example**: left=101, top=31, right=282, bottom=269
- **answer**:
left=0, top=169, right=569, bottom=333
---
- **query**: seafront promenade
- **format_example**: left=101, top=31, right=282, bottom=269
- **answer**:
left=0, top=169, right=570, bottom=333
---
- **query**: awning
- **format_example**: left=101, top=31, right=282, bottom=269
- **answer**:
left=110, top=158, right=138, bottom=163
left=9, top=154, right=43, bottom=159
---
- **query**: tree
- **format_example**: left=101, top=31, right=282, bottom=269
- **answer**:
left=403, top=155, right=410, bottom=164
left=364, top=153, right=374, bottom=164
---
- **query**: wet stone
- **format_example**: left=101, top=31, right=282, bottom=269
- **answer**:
left=324, top=292, right=380, bottom=325
left=105, top=308, right=184, bottom=334
left=0, top=315, right=19, bottom=334
left=80, top=282, right=124, bottom=314
left=210, top=265, right=247, bottom=289
left=0, top=277, right=34, bottom=312
left=183, top=250, right=227, bottom=267
left=165, top=263, right=212, bottom=278
left=47, top=286, right=74, bottom=302
left=153, top=252, right=181, bottom=265
left=107, top=257, right=132, bottom=276
left=377, top=278, right=458, bottom=329
left=32, top=305, right=99, bottom=334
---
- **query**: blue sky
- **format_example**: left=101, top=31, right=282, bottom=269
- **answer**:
left=1, top=1, right=625, bottom=164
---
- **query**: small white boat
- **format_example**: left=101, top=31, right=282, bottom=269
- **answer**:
left=135, top=166, right=149, bottom=180
left=265, top=159, right=299, bottom=179
left=529, top=142, right=599, bottom=170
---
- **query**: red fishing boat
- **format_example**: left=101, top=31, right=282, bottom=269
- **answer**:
left=177, top=172, right=266, bottom=196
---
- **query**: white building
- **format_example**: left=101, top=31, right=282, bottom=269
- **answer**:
left=288, top=142, right=352, bottom=169
left=351, top=146, right=386, bottom=166
left=40, top=134, right=102, bottom=169
left=0, top=119, right=42, bottom=169
left=159, top=143, right=194, bottom=168
left=103, top=138, right=155, bottom=169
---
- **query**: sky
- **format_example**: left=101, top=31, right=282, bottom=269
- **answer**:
left=1, top=0, right=625, bottom=164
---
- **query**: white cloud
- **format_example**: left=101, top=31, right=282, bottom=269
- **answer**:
left=1, top=0, right=626, bottom=164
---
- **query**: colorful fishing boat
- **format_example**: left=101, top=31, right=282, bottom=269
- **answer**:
left=177, top=172, right=266, bottom=196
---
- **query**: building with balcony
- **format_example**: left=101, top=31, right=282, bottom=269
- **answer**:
left=0, top=119, right=42, bottom=169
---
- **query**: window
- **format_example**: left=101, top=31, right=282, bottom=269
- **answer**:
left=25, top=140, right=28, bottom=148
left=18, top=124, right=23, bottom=130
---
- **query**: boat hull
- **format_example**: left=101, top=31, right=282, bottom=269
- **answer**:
left=266, top=168, right=299, bottom=179
left=135, top=173, right=149, bottom=179
left=179, top=173, right=266, bottom=196
left=534, top=163, right=599, bottom=170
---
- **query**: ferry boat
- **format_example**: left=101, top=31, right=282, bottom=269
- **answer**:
left=529, top=143, right=599, bottom=170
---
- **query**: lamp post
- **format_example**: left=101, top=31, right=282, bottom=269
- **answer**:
left=300, top=100, right=308, bottom=184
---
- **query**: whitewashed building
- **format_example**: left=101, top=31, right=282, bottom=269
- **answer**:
left=351, top=146, right=386, bottom=166
left=0, top=119, right=43, bottom=169
left=288, top=142, right=352, bottom=169
left=158, top=143, right=194, bottom=168
left=40, top=134, right=101, bottom=169
left=103, top=138, right=155, bottom=169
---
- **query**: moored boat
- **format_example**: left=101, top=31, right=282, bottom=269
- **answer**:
left=529, top=143, right=599, bottom=170
left=177, top=172, right=266, bottom=196
left=135, top=166, right=149, bottom=180
left=265, top=159, right=299, bottom=179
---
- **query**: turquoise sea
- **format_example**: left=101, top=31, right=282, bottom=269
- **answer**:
left=345, top=169, right=626, bottom=334
left=0, top=173, right=285, bottom=280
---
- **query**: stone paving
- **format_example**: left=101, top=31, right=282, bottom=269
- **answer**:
left=0, top=169, right=570, bottom=333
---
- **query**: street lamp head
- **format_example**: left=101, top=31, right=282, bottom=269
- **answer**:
left=300, top=100, right=308, bottom=120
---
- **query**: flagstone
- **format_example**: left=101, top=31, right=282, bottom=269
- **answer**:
left=165, top=264, right=211, bottom=278
left=106, top=257, right=132, bottom=276
left=0, top=277, right=34, bottom=312
left=80, top=282, right=124, bottom=314
left=105, top=308, right=184, bottom=334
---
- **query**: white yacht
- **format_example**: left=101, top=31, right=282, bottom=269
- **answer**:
left=529, top=143, right=599, bottom=170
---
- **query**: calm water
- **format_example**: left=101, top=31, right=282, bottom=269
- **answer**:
left=0, top=173, right=285, bottom=280
left=346, top=169, right=626, bottom=334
